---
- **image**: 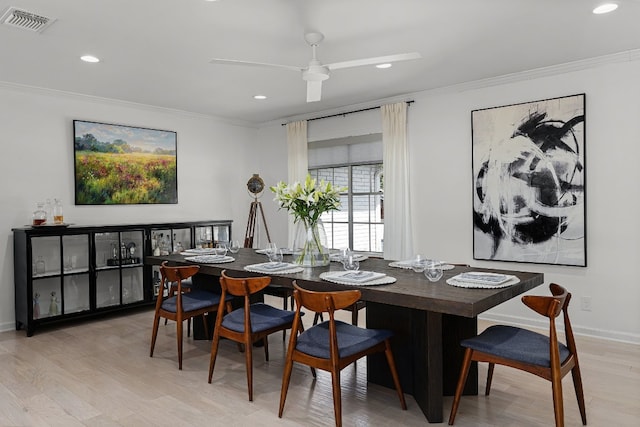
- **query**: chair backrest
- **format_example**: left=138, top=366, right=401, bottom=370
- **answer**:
left=159, top=260, right=199, bottom=294
left=293, top=282, right=361, bottom=319
left=219, top=270, right=271, bottom=297
left=521, top=283, right=577, bottom=358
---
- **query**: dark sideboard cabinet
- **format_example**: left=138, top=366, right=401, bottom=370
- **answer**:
left=13, top=220, right=232, bottom=336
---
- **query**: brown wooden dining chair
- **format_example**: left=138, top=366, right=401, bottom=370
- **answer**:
left=279, top=282, right=407, bottom=427
left=150, top=261, right=232, bottom=370
left=448, top=283, right=586, bottom=427
left=208, top=270, right=300, bottom=401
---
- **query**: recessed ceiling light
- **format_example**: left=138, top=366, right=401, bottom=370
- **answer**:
left=593, top=3, right=618, bottom=14
left=80, top=55, right=100, bottom=63
left=253, top=95, right=267, bottom=100
left=376, top=63, right=392, bottom=69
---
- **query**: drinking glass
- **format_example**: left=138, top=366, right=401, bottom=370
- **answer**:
left=228, top=240, right=241, bottom=254
left=214, top=243, right=228, bottom=257
left=265, top=242, right=277, bottom=260
left=343, top=255, right=360, bottom=272
left=424, top=260, right=443, bottom=282
left=411, top=254, right=427, bottom=273
left=268, top=248, right=282, bottom=263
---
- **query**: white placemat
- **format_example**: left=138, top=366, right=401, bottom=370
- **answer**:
left=389, top=260, right=455, bottom=271
left=180, top=248, right=217, bottom=255
left=184, top=255, right=235, bottom=264
left=244, top=262, right=303, bottom=274
left=329, top=253, right=369, bottom=262
left=320, top=271, right=396, bottom=286
left=446, top=272, right=520, bottom=289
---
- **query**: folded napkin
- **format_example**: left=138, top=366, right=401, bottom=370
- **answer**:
left=181, top=248, right=217, bottom=255
left=184, top=255, right=231, bottom=263
left=329, top=271, right=386, bottom=283
left=454, top=272, right=512, bottom=285
left=252, top=262, right=293, bottom=271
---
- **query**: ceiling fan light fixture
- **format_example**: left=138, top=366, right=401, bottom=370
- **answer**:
left=376, top=63, right=392, bottom=69
left=593, top=3, right=618, bottom=14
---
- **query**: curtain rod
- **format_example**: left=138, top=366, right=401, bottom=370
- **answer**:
left=281, top=100, right=414, bottom=126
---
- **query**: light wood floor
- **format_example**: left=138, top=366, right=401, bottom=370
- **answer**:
left=0, top=296, right=638, bottom=426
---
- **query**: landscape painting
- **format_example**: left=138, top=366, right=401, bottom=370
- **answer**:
left=74, top=120, right=177, bottom=205
left=472, top=94, right=586, bottom=266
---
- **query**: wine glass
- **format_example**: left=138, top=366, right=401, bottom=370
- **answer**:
left=228, top=240, right=241, bottom=254
left=424, top=260, right=443, bottom=282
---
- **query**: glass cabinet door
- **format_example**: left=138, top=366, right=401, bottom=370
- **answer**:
left=32, top=236, right=60, bottom=278
left=31, top=236, right=61, bottom=319
left=96, top=269, right=120, bottom=308
left=94, top=230, right=144, bottom=308
left=62, top=234, right=90, bottom=314
left=95, top=232, right=120, bottom=269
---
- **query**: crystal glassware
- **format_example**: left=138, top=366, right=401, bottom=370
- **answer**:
left=229, top=240, right=241, bottom=254
left=424, top=260, right=443, bottom=282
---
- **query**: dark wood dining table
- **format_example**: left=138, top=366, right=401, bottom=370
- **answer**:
left=146, top=249, right=544, bottom=423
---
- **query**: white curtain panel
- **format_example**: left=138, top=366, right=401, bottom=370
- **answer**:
left=381, top=102, right=413, bottom=260
left=286, top=120, right=308, bottom=247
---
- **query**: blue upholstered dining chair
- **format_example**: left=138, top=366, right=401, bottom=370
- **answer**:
left=279, top=282, right=407, bottom=427
left=208, top=270, right=301, bottom=401
left=448, top=283, right=587, bottom=427
left=150, top=261, right=232, bottom=370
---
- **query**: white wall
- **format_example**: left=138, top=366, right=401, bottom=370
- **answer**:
left=258, top=55, right=640, bottom=344
left=0, top=84, right=259, bottom=331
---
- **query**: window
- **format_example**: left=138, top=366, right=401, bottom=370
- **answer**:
left=308, top=164, right=383, bottom=252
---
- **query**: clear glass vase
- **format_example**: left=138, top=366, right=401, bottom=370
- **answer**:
left=292, top=219, right=330, bottom=267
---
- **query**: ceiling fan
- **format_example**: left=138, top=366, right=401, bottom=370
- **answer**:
left=209, top=32, right=421, bottom=102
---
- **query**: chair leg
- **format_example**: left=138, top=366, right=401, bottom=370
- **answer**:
left=208, top=329, right=221, bottom=383
left=485, top=362, right=495, bottom=395
left=571, top=363, right=587, bottom=425
left=201, top=314, right=209, bottom=340
left=330, top=368, right=342, bottom=427
left=150, top=313, right=161, bottom=357
left=448, top=348, right=474, bottom=425
left=351, top=305, right=358, bottom=326
left=263, top=336, right=270, bottom=361
left=282, top=295, right=288, bottom=341
left=551, top=369, right=565, bottom=427
left=383, top=340, right=407, bottom=410
left=176, top=319, right=184, bottom=370
left=278, top=349, right=295, bottom=418
left=245, top=337, right=254, bottom=401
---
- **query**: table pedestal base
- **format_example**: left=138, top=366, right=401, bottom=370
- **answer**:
left=366, top=302, right=478, bottom=423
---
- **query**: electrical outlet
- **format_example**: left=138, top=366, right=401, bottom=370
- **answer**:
left=580, top=296, right=592, bottom=311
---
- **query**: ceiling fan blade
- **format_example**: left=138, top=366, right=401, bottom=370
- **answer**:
left=307, top=80, right=322, bottom=102
left=209, top=58, right=302, bottom=73
left=326, top=52, right=421, bottom=71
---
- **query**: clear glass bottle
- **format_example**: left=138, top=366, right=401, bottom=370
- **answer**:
left=32, top=202, right=47, bottom=226
left=35, top=256, right=46, bottom=275
left=53, top=198, right=64, bottom=224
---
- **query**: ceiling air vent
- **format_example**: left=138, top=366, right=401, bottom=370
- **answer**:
left=1, top=7, right=55, bottom=33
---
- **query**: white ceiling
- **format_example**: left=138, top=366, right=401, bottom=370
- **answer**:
left=1, top=0, right=639, bottom=125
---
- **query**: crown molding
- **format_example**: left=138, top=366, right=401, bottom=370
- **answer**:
left=0, top=80, right=257, bottom=128
left=262, top=48, right=640, bottom=128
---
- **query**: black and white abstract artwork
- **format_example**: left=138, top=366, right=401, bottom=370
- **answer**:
left=472, top=94, right=586, bottom=266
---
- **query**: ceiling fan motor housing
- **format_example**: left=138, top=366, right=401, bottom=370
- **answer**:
left=303, top=62, right=330, bottom=81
